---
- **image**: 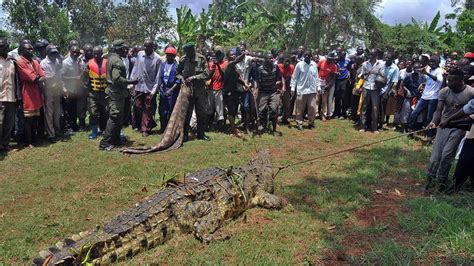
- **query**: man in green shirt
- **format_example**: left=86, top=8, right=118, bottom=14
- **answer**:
left=99, top=40, right=138, bottom=151
left=177, top=42, right=211, bottom=141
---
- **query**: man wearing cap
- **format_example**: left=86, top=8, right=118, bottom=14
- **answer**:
left=159, top=46, right=180, bottom=132
left=41, top=45, right=65, bottom=140
left=34, top=39, right=49, bottom=62
left=85, top=46, right=108, bottom=139
left=177, top=42, right=210, bottom=141
left=99, top=40, right=138, bottom=150
left=130, top=39, right=162, bottom=137
left=0, top=38, right=17, bottom=151
left=464, top=52, right=474, bottom=66
left=318, top=51, right=338, bottom=120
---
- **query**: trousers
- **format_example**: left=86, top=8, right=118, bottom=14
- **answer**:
left=0, top=102, right=16, bottom=147
left=427, top=127, right=466, bottom=182
left=295, top=93, right=317, bottom=126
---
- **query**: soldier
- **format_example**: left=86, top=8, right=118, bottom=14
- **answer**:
left=85, top=46, right=108, bottom=139
left=177, top=42, right=210, bottom=142
left=99, top=40, right=138, bottom=151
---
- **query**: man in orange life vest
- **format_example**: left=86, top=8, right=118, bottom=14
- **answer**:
left=85, top=46, right=109, bottom=139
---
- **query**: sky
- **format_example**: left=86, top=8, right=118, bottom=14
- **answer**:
left=166, top=0, right=459, bottom=26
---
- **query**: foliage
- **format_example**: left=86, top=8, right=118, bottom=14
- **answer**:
left=107, top=0, right=174, bottom=46
left=2, top=0, right=78, bottom=49
left=68, top=0, right=115, bottom=45
left=456, top=9, right=474, bottom=51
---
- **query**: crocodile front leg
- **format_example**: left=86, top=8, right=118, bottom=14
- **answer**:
left=251, top=190, right=285, bottom=209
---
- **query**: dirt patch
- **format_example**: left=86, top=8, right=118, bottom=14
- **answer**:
left=324, top=175, right=424, bottom=263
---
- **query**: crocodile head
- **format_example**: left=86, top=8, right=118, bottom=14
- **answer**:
left=247, top=149, right=275, bottom=193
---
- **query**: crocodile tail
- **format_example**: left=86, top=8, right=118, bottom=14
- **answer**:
left=33, top=230, right=98, bottom=266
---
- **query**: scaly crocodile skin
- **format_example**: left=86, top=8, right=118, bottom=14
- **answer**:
left=121, top=82, right=191, bottom=154
left=33, top=150, right=284, bottom=265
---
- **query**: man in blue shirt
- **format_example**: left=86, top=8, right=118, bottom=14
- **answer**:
left=380, top=52, right=399, bottom=129
left=334, top=50, right=352, bottom=119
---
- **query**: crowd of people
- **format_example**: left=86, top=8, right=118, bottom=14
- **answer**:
left=0, top=36, right=473, bottom=194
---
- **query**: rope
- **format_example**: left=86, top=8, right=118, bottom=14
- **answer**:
left=272, top=128, right=430, bottom=178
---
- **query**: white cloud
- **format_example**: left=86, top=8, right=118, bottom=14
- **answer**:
left=376, top=0, right=457, bottom=26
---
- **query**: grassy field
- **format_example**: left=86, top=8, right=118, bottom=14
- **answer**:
left=0, top=119, right=472, bottom=264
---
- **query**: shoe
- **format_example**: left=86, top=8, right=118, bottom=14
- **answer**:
left=100, top=144, right=114, bottom=151
left=197, top=135, right=211, bottom=141
left=359, top=129, right=366, bottom=133
left=373, top=130, right=380, bottom=134
left=183, top=135, right=189, bottom=142
left=297, top=124, right=303, bottom=131
left=89, top=125, right=98, bottom=140
left=308, top=123, right=315, bottom=129
left=142, top=132, right=150, bottom=137
left=437, top=181, right=449, bottom=193
left=424, top=178, right=436, bottom=192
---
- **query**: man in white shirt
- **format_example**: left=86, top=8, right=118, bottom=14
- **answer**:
left=0, top=38, right=16, bottom=151
left=40, top=45, right=64, bottom=140
left=291, top=51, right=320, bottom=130
left=408, top=56, right=444, bottom=139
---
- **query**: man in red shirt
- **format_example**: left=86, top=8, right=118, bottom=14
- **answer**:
left=278, top=56, right=294, bottom=124
left=207, top=48, right=227, bottom=131
left=318, top=51, right=338, bottom=120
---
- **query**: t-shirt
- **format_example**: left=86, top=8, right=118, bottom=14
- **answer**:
left=209, top=60, right=228, bottom=90
left=337, top=58, right=352, bottom=80
left=422, top=67, right=444, bottom=100
left=256, top=65, right=282, bottom=92
left=438, top=85, right=474, bottom=122
left=278, top=63, right=294, bottom=91
left=318, top=59, right=338, bottom=81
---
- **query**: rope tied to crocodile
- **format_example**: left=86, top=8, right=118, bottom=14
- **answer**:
left=272, top=128, right=430, bottom=178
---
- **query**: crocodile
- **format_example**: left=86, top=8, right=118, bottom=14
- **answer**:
left=33, top=150, right=284, bottom=265
left=121, top=82, right=191, bottom=154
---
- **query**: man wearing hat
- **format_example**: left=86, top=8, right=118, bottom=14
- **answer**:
left=99, top=39, right=138, bottom=150
left=40, top=45, right=64, bottom=141
left=34, top=39, right=49, bottom=63
left=158, top=45, right=180, bottom=132
left=177, top=42, right=210, bottom=141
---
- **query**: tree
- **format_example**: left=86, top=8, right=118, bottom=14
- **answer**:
left=68, top=0, right=115, bottom=45
left=2, top=0, right=78, bottom=48
left=107, top=0, right=174, bottom=46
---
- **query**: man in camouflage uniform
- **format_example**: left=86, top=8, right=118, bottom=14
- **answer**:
left=99, top=40, right=138, bottom=150
left=177, top=42, right=211, bottom=141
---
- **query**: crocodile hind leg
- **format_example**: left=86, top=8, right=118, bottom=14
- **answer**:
left=251, top=190, right=285, bottom=209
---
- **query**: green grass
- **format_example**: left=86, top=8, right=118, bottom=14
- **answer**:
left=0, top=119, right=472, bottom=264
